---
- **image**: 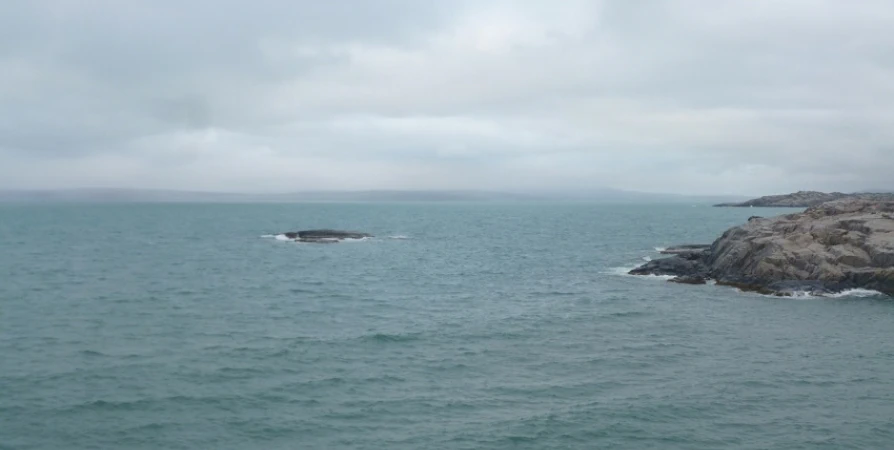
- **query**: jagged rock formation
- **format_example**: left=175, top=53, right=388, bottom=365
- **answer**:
left=631, top=199, right=894, bottom=296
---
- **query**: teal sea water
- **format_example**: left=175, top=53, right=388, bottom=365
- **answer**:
left=2, top=203, right=893, bottom=449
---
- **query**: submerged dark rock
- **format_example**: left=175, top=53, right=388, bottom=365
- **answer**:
left=630, top=199, right=894, bottom=297
left=281, top=229, right=373, bottom=243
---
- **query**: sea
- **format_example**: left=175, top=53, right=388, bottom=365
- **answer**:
left=1, top=202, right=893, bottom=450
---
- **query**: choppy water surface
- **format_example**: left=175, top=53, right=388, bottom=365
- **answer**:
left=1, top=203, right=892, bottom=449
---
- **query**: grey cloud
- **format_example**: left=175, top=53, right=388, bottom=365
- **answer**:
left=1, top=0, right=893, bottom=194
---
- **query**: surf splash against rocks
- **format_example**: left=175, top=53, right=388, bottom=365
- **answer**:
left=630, top=199, right=894, bottom=297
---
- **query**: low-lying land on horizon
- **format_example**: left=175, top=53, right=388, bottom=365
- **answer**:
left=715, top=191, right=894, bottom=208
left=0, top=188, right=749, bottom=204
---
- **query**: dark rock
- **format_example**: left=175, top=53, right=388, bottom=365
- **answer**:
left=628, top=256, right=710, bottom=278
left=660, top=244, right=711, bottom=255
left=296, top=229, right=373, bottom=239
left=714, top=279, right=776, bottom=296
left=670, top=275, right=707, bottom=285
left=297, top=238, right=340, bottom=244
left=280, top=229, right=373, bottom=243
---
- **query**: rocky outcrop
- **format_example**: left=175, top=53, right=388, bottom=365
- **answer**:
left=630, top=252, right=711, bottom=278
left=660, top=244, right=712, bottom=256
left=282, top=229, right=373, bottom=243
left=630, top=199, right=894, bottom=296
left=669, top=275, right=708, bottom=285
left=715, top=191, right=894, bottom=208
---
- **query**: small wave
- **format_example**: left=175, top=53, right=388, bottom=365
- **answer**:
left=654, top=247, right=667, bottom=252
left=604, top=310, right=649, bottom=318
left=642, top=256, right=652, bottom=262
left=387, top=235, right=411, bottom=240
left=362, top=332, right=421, bottom=343
left=531, top=290, right=580, bottom=296
left=341, top=237, right=372, bottom=243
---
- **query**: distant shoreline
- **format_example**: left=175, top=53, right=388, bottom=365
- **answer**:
left=715, top=191, right=894, bottom=208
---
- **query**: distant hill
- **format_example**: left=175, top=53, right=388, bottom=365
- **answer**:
left=715, top=191, right=894, bottom=208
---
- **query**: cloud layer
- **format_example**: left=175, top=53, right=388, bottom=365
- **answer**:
left=2, top=0, right=893, bottom=194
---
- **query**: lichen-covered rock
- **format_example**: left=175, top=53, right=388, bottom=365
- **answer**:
left=631, top=199, right=894, bottom=296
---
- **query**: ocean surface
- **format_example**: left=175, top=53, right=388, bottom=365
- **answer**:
left=2, top=202, right=893, bottom=449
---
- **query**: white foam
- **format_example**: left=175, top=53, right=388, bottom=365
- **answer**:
left=604, top=266, right=675, bottom=280
left=746, top=288, right=887, bottom=299
left=644, top=274, right=676, bottom=281
left=654, top=247, right=667, bottom=252
left=642, top=256, right=653, bottom=262
left=261, top=234, right=292, bottom=241
left=827, top=289, right=886, bottom=298
left=388, top=235, right=411, bottom=240
left=341, top=237, right=372, bottom=243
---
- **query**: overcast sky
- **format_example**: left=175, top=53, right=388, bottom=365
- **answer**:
left=1, top=1, right=893, bottom=195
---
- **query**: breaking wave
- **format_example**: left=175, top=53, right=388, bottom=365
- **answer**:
left=604, top=266, right=675, bottom=280
left=261, top=234, right=291, bottom=241
left=746, top=288, right=887, bottom=299
left=827, top=289, right=886, bottom=298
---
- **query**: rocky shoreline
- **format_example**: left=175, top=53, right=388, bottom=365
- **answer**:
left=631, top=199, right=894, bottom=296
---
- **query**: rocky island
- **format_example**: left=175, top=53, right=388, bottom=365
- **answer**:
left=715, top=191, right=894, bottom=208
left=281, top=229, right=373, bottom=243
left=631, top=199, right=894, bottom=296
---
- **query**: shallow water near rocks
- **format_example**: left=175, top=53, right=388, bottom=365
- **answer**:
left=2, top=202, right=893, bottom=449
